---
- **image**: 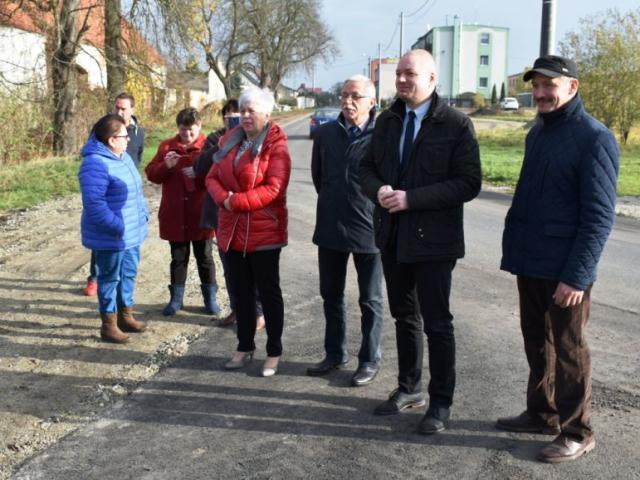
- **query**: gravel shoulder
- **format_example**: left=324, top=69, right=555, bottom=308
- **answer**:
left=0, top=182, right=222, bottom=480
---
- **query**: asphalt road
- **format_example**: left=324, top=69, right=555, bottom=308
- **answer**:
left=14, top=117, right=640, bottom=479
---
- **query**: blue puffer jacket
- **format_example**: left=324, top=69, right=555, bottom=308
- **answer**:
left=500, top=95, right=619, bottom=290
left=79, top=135, right=149, bottom=250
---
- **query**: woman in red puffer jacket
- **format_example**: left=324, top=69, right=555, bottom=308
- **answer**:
left=206, top=87, right=291, bottom=378
left=146, top=108, right=221, bottom=318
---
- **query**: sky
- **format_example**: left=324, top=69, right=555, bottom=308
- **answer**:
left=286, top=0, right=640, bottom=91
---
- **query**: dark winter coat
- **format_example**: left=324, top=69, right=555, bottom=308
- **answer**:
left=500, top=95, right=619, bottom=290
left=193, top=128, right=227, bottom=230
left=145, top=133, right=214, bottom=242
left=126, top=116, right=145, bottom=167
left=311, top=110, right=378, bottom=253
left=359, top=93, right=482, bottom=263
left=206, top=122, right=291, bottom=253
left=79, top=135, right=149, bottom=250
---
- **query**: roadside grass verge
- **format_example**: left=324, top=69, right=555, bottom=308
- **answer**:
left=1, top=118, right=638, bottom=214
left=479, top=129, right=640, bottom=196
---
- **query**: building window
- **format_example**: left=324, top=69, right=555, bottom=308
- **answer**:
left=480, top=55, right=489, bottom=66
left=479, top=77, right=488, bottom=88
left=480, top=33, right=490, bottom=44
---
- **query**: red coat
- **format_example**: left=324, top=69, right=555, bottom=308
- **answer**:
left=145, top=133, right=214, bottom=241
left=206, top=123, right=290, bottom=253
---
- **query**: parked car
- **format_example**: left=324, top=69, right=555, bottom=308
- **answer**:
left=309, top=107, right=341, bottom=138
left=500, top=97, right=519, bottom=111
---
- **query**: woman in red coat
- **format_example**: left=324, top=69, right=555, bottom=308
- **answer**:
left=146, top=108, right=221, bottom=317
left=206, top=87, right=291, bottom=377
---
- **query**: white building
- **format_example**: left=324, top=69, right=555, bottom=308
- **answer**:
left=412, top=16, right=509, bottom=102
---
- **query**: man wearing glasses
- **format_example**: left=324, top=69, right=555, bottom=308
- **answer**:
left=307, top=75, right=385, bottom=387
left=83, top=92, right=145, bottom=296
left=360, top=50, right=481, bottom=433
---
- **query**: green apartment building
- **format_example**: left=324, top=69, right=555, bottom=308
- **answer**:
left=412, top=16, right=509, bottom=103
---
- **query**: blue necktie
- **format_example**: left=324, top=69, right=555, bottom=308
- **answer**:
left=349, top=126, right=360, bottom=142
left=401, top=111, right=416, bottom=167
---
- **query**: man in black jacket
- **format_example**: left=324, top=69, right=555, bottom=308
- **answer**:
left=360, top=49, right=481, bottom=434
left=307, top=75, right=384, bottom=387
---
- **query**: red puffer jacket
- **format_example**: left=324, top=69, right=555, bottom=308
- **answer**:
left=205, top=123, right=290, bottom=253
left=145, top=133, right=214, bottom=241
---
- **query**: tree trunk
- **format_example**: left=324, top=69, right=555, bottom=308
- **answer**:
left=104, top=0, right=125, bottom=108
left=52, top=0, right=81, bottom=156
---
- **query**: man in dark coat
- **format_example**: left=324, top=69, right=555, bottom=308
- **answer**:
left=497, top=55, right=619, bottom=463
left=114, top=92, right=145, bottom=167
left=307, top=75, right=384, bottom=387
left=359, top=50, right=481, bottom=434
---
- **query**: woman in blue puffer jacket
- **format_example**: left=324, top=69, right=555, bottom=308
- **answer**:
left=79, top=114, right=149, bottom=343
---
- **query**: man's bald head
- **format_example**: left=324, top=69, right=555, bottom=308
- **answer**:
left=395, top=49, right=437, bottom=109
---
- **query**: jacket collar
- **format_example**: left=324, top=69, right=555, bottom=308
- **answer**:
left=213, top=122, right=273, bottom=163
left=388, top=91, right=444, bottom=123
left=538, top=94, right=583, bottom=126
left=338, top=107, right=377, bottom=134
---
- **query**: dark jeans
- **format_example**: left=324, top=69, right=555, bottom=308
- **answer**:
left=381, top=247, right=456, bottom=408
left=517, top=276, right=593, bottom=440
left=218, top=248, right=263, bottom=316
left=318, top=247, right=384, bottom=367
left=169, top=239, right=215, bottom=285
left=225, top=249, right=284, bottom=357
left=88, top=250, right=97, bottom=281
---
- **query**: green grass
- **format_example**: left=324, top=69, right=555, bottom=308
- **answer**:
left=478, top=129, right=640, bottom=196
left=1, top=121, right=638, bottom=214
left=0, top=155, right=82, bottom=212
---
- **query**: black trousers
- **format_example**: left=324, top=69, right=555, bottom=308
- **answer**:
left=225, top=248, right=284, bottom=357
left=169, top=239, right=215, bottom=285
left=381, top=246, right=456, bottom=408
left=517, top=276, right=593, bottom=440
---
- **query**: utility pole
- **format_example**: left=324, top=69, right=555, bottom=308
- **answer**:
left=377, top=42, right=382, bottom=107
left=399, top=12, right=404, bottom=57
left=540, top=0, right=556, bottom=56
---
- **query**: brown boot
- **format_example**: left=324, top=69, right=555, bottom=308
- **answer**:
left=100, top=313, right=130, bottom=344
left=117, top=306, right=147, bottom=332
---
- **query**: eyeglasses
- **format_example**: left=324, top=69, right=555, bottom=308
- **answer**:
left=340, top=93, right=370, bottom=101
left=112, top=134, right=130, bottom=140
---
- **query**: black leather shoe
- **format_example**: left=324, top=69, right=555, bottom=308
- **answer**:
left=351, top=365, right=379, bottom=387
left=417, top=406, right=450, bottom=434
left=307, top=357, right=348, bottom=376
left=374, top=388, right=426, bottom=415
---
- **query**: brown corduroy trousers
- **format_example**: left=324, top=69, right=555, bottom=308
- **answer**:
left=517, top=276, right=593, bottom=441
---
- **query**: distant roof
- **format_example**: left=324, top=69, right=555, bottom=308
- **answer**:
left=0, top=0, right=165, bottom=65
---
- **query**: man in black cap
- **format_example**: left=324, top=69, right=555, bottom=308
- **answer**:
left=497, top=55, right=619, bottom=463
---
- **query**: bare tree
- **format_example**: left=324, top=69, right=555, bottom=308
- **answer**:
left=50, top=0, right=94, bottom=155
left=104, top=0, right=125, bottom=107
left=241, top=0, right=338, bottom=96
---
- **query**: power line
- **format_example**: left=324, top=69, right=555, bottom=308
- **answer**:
left=407, top=0, right=437, bottom=25
left=405, top=0, right=432, bottom=18
left=382, top=19, right=400, bottom=54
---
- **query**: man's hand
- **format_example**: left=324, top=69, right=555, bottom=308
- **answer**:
left=377, top=185, right=392, bottom=205
left=553, top=282, right=584, bottom=308
left=378, top=186, right=409, bottom=213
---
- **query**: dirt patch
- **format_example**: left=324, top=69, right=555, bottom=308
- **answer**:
left=0, top=181, right=229, bottom=479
